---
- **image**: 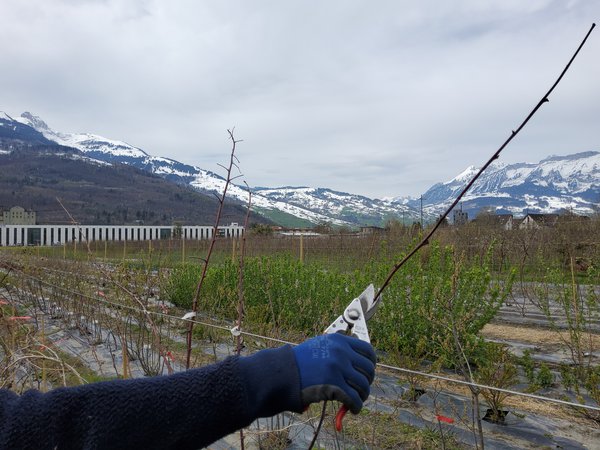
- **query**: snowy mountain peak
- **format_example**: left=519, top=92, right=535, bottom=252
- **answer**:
left=413, top=150, right=600, bottom=217
left=7, top=110, right=409, bottom=226
left=448, top=165, right=480, bottom=184
left=20, top=112, right=50, bottom=131
left=540, top=151, right=599, bottom=163
left=17, top=112, right=149, bottom=160
left=0, top=111, right=15, bottom=121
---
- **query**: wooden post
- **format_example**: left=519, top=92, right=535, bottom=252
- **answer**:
left=104, top=241, right=108, bottom=261
left=299, top=233, right=304, bottom=263
left=120, top=332, right=129, bottom=380
left=63, top=241, right=66, bottom=259
left=182, top=238, right=185, bottom=264
left=122, top=342, right=129, bottom=379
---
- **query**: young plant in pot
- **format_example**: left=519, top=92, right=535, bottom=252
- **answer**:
left=476, top=342, right=518, bottom=424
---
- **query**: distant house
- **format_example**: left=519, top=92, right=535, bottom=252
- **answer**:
left=360, top=226, right=385, bottom=235
left=472, top=213, right=514, bottom=230
left=1, top=206, right=36, bottom=225
left=519, top=213, right=559, bottom=229
left=494, top=214, right=514, bottom=230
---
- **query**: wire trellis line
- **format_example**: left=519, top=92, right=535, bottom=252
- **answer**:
left=7, top=268, right=600, bottom=414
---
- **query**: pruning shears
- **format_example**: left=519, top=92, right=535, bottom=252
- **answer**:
left=324, top=284, right=380, bottom=431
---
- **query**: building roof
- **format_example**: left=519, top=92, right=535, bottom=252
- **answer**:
left=472, top=213, right=513, bottom=225
left=524, top=213, right=559, bottom=226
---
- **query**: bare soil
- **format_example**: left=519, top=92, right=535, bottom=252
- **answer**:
left=482, top=322, right=600, bottom=349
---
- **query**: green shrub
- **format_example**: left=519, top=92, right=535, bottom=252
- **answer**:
left=476, top=342, right=518, bottom=423
left=162, top=242, right=511, bottom=364
left=559, top=362, right=575, bottom=391
left=520, top=349, right=536, bottom=384
left=536, top=363, right=554, bottom=389
left=372, top=243, right=512, bottom=368
left=164, top=263, right=202, bottom=309
left=197, top=255, right=370, bottom=336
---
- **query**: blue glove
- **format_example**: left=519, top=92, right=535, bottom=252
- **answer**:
left=292, top=333, right=376, bottom=414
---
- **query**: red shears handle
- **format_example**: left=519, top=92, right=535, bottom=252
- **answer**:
left=325, top=284, right=378, bottom=432
left=335, top=405, right=349, bottom=431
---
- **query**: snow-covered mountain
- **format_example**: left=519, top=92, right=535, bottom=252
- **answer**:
left=14, top=112, right=202, bottom=183
left=5, top=110, right=598, bottom=226
left=1, top=111, right=57, bottom=146
left=398, top=152, right=600, bottom=218
left=253, top=186, right=417, bottom=226
left=8, top=112, right=417, bottom=227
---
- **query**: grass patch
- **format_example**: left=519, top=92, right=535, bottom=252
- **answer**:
left=39, top=346, right=119, bottom=387
left=343, top=408, right=466, bottom=449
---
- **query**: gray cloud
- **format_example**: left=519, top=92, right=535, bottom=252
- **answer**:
left=1, top=0, right=598, bottom=198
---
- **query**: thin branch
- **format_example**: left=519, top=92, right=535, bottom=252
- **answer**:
left=55, top=198, right=173, bottom=374
left=0, top=267, right=12, bottom=287
left=235, top=181, right=252, bottom=356
left=235, top=181, right=252, bottom=450
left=185, top=129, right=241, bottom=368
left=101, top=270, right=174, bottom=375
left=312, top=22, right=595, bottom=447
left=374, top=23, right=595, bottom=303
left=188, top=257, right=208, bottom=263
left=56, top=197, right=92, bottom=256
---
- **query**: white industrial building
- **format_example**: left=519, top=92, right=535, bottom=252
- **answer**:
left=0, top=224, right=244, bottom=247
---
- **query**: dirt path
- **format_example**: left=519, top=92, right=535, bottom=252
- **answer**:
left=482, top=322, right=600, bottom=348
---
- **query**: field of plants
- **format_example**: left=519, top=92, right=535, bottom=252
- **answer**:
left=1, top=218, right=599, bottom=449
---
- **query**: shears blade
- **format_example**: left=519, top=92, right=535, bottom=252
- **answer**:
left=324, top=284, right=379, bottom=343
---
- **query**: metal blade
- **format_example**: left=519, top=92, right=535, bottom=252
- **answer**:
left=357, top=284, right=378, bottom=321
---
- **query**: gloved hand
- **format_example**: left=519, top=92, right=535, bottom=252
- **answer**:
left=292, top=333, right=376, bottom=414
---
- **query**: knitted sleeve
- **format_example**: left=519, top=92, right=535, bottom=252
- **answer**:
left=0, top=345, right=303, bottom=450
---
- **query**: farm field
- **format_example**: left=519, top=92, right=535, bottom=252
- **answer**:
left=1, top=221, right=599, bottom=449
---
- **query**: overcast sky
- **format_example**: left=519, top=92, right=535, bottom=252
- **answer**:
left=1, top=1, right=598, bottom=198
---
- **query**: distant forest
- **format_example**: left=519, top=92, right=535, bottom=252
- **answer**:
left=0, top=145, right=265, bottom=226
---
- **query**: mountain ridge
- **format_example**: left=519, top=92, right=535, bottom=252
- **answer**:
left=10, top=112, right=419, bottom=227
left=400, top=151, right=600, bottom=218
left=3, top=111, right=598, bottom=226
left=0, top=142, right=256, bottom=226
